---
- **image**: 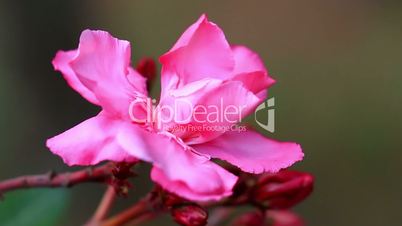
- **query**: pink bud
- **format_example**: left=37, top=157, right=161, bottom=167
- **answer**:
left=252, top=171, right=314, bottom=209
left=171, top=204, right=208, bottom=226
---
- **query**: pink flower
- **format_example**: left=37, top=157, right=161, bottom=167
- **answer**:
left=47, top=14, right=303, bottom=201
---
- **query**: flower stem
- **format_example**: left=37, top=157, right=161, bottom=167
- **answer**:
left=86, top=186, right=117, bottom=225
left=101, top=196, right=150, bottom=226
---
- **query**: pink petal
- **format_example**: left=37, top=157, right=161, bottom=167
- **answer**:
left=46, top=112, right=137, bottom=166
left=52, top=50, right=99, bottom=105
left=158, top=79, right=260, bottom=144
left=118, top=128, right=238, bottom=201
left=169, top=14, right=207, bottom=52
left=56, top=30, right=146, bottom=118
left=231, top=45, right=276, bottom=98
left=231, top=45, right=267, bottom=75
left=151, top=163, right=236, bottom=201
left=193, top=129, right=304, bottom=174
left=231, top=71, right=273, bottom=100
left=149, top=134, right=237, bottom=201
left=160, top=15, right=234, bottom=90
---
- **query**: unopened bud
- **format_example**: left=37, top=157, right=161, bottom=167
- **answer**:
left=267, top=210, right=304, bottom=226
left=231, top=211, right=265, bottom=226
left=136, top=57, right=156, bottom=91
left=171, top=204, right=208, bottom=226
left=252, top=171, right=314, bottom=209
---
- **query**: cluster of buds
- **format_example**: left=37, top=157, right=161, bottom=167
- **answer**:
left=227, top=170, right=313, bottom=226
left=154, top=170, right=313, bottom=226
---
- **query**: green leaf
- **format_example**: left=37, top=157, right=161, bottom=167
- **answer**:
left=0, top=189, right=70, bottom=226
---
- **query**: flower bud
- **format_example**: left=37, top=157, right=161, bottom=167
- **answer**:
left=252, top=171, right=314, bottom=209
left=267, top=210, right=304, bottom=226
left=136, top=57, right=156, bottom=91
left=171, top=204, right=208, bottom=226
left=231, top=211, right=265, bottom=226
left=231, top=210, right=304, bottom=226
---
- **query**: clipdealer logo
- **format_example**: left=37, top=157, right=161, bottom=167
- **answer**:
left=254, top=97, right=275, bottom=133
left=128, top=96, right=275, bottom=133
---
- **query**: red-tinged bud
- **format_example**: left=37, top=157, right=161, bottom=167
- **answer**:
left=252, top=171, right=314, bottom=209
left=171, top=204, right=208, bottom=226
left=136, top=57, right=156, bottom=91
left=266, top=210, right=304, bottom=226
left=231, top=211, right=265, bottom=226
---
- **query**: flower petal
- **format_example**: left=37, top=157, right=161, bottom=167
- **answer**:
left=232, top=45, right=268, bottom=75
left=169, top=14, right=207, bottom=52
left=160, top=15, right=234, bottom=91
left=193, top=129, right=304, bottom=174
left=52, top=50, right=99, bottom=105
left=55, top=30, right=147, bottom=118
left=231, top=71, right=273, bottom=100
left=46, top=112, right=138, bottom=166
left=231, top=45, right=276, bottom=98
left=158, top=79, right=260, bottom=145
left=47, top=109, right=236, bottom=201
left=118, top=128, right=238, bottom=201
left=151, top=163, right=236, bottom=201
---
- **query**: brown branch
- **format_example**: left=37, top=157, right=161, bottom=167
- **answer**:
left=0, top=163, right=114, bottom=196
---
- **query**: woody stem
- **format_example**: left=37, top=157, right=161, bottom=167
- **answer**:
left=0, top=163, right=114, bottom=198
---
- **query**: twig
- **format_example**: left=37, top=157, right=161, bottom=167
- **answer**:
left=0, top=163, right=113, bottom=196
left=101, top=194, right=152, bottom=226
left=86, top=185, right=117, bottom=226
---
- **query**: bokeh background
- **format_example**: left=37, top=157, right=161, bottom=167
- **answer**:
left=1, top=0, right=401, bottom=225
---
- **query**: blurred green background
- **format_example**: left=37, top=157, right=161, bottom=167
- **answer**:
left=1, top=0, right=401, bottom=225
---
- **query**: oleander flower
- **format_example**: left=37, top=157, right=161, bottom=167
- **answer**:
left=47, top=14, right=303, bottom=201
